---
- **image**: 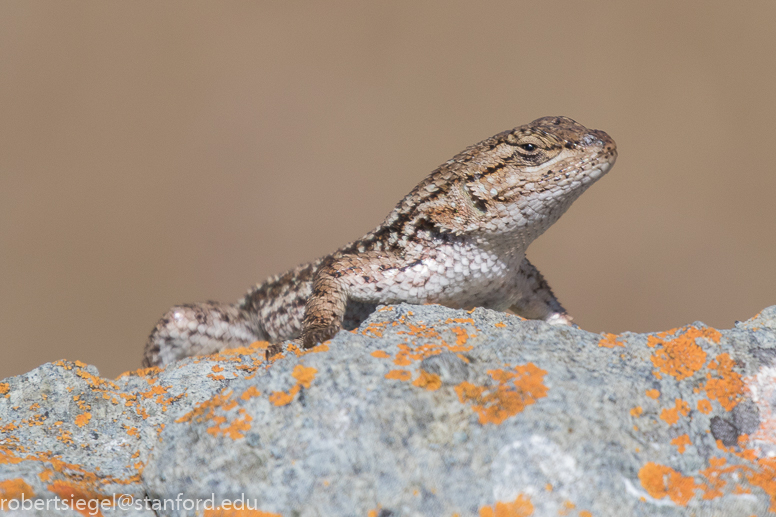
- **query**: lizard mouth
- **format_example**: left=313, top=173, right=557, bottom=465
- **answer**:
left=587, top=157, right=616, bottom=181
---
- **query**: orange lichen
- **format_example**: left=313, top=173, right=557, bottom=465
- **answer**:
left=385, top=370, right=412, bottom=381
left=412, top=370, right=442, bottom=391
left=74, top=413, right=92, bottom=428
left=202, top=341, right=270, bottom=365
left=455, top=363, right=548, bottom=425
left=638, top=453, right=776, bottom=508
left=630, top=406, right=643, bottom=417
left=638, top=462, right=700, bottom=505
left=479, top=494, right=534, bottom=517
left=697, top=399, right=713, bottom=414
left=47, top=480, right=112, bottom=517
left=362, top=322, right=388, bottom=337
left=648, top=327, right=717, bottom=381
left=702, top=353, right=743, bottom=411
left=402, top=328, right=444, bottom=348
left=660, top=398, right=690, bottom=425
left=671, top=434, right=692, bottom=453
left=140, top=384, right=170, bottom=400
left=291, top=365, right=317, bottom=388
left=283, top=342, right=330, bottom=358
left=57, top=429, right=74, bottom=446
left=598, top=333, right=624, bottom=348
left=176, top=390, right=234, bottom=425
left=0, top=419, right=144, bottom=507
left=579, top=512, right=592, bottom=517
left=450, top=326, right=472, bottom=346
left=698, top=457, right=731, bottom=500
left=558, top=500, right=575, bottom=515
left=0, top=478, right=34, bottom=507
left=240, top=386, right=261, bottom=401
left=394, top=317, right=474, bottom=356
left=73, top=394, right=90, bottom=411
left=208, top=409, right=252, bottom=439
left=269, top=385, right=300, bottom=406
left=23, top=413, right=47, bottom=427
left=494, top=322, right=506, bottom=328
left=446, top=317, right=475, bottom=324
left=747, top=457, right=776, bottom=511
left=0, top=383, right=9, bottom=396
left=371, top=350, right=391, bottom=359
left=204, top=508, right=282, bottom=517
left=392, top=338, right=474, bottom=367
left=175, top=388, right=255, bottom=439
left=75, top=367, right=119, bottom=391
left=117, top=365, right=163, bottom=379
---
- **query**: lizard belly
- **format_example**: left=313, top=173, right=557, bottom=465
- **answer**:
left=348, top=240, right=525, bottom=311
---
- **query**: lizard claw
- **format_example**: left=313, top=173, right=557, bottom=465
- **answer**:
left=545, top=313, right=575, bottom=327
left=301, top=323, right=340, bottom=349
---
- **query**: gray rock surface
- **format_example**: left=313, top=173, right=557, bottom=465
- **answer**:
left=1, top=304, right=775, bottom=516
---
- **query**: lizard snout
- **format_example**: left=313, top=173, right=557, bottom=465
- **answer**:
left=583, top=129, right=617, bottom=157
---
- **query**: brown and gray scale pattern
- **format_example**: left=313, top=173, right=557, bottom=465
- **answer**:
left=143, top=116, right=617, bottom=367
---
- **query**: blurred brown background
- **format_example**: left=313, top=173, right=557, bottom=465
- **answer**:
left=1, top=1, right=775, bottom=380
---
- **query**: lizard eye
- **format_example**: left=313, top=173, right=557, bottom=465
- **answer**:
left=505, top=132, right=542, bottom=153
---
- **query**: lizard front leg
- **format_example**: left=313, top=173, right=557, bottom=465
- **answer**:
left=300, top=252, right=402, bottom=348
left=508, top=257, right=573, bottom=326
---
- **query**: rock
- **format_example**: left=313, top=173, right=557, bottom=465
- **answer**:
left=1, top=304, right=775, bottom=516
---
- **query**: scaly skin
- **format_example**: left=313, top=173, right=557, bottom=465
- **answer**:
left=143, top=116, right=617, bottom=366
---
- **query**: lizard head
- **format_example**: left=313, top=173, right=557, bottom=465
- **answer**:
left=445, top=116, right=618, bottom=240
left=380, top=116, right=616, bottom=249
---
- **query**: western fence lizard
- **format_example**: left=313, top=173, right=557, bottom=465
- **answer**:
left=143, top=116, right=617, bottom=367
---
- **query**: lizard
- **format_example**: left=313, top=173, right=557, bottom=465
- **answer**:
left=143, top=116, right=617, bottom=367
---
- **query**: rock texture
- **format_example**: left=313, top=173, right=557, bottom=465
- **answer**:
left=1, top=304, right=775, bottom=516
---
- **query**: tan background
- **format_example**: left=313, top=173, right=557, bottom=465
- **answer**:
left=1, top=1, right=775, bottom=380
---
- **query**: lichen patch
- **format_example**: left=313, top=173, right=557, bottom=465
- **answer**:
left=638, top=462, right=699, bottom=506
left=0, top=478, right=34, bottom=508
left=412, top=370, right=442, bottom=391
left=659, top=398, right=690, bottom=426
left=648, top=327, right=718, bottom=381
left=478, top=493, right=534, bottom=516
left=598, top=333, right=625, bottom=348
left=455, top=363, right=548, bottom=425
left=671, top=434, right=692, bottom=454
left=702, top=353, right=744, bottom=411
left=47, top=480, right=113, bottom=517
